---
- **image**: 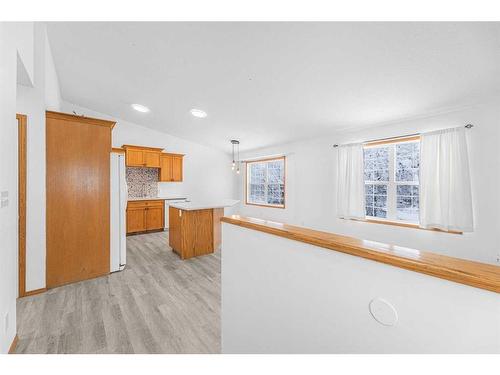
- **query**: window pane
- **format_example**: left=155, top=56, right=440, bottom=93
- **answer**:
left=267, top=183, right=284, bottom=205
left=364, top=181, right=387, bottom=219
left=374, top=208, right=387, bottom=218
left=247, top=158, right=285, bottom=206
left=396, top=183, right=419, bottom=222
left=364, top=146, right=389, bottom=182
left=395, top=142, right=419, bottom=182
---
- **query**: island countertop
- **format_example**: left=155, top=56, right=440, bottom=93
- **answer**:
left=169, top=199, right=239, bottom=211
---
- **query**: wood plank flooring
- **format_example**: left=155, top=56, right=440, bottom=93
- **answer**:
left=15, top=231, right=221, bottom=353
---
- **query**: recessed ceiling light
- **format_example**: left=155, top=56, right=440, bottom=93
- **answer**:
left=131, top=103, right=150, bottom=113
left=190, top=108, right=207, bottom=118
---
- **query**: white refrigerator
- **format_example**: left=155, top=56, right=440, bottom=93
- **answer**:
left=110, top=152, right=127, bottom=272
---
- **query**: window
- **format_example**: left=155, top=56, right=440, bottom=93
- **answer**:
left=246, top=157, right=285, bottom=208
left=364, top=137, right=420, bottom=223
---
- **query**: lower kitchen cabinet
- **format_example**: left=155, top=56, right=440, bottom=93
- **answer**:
left=126, top=200, right=164, bottom=234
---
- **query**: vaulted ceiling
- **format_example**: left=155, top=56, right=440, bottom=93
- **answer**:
left=47, top=22, right=500, bottom=152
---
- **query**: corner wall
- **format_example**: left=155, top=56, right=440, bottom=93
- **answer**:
left=0, top=21, right=43, bottom=354
left=16, top=23, right=62, bottom=292
left=236, top=100, right=500, bottom=265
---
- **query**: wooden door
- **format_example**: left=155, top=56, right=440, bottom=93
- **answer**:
left=144, top=151, right=161, bottom=168
left=46, top=111, right=114, bottom=288
left=17, top=114, right=27, bottom=297
left=126, top=148, right=145, bottom=166
left=127, top=207, right=146, bottom=233
left=172, top=156, right=183, bottom=181
left=146, top=206, right=164, bottom=230
left=169, top=207, right=182, bottom=255
left=160, top=154, right=173, bottom=181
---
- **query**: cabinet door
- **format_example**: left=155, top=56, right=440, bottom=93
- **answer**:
left=146, top=206, right=164, bottom=230
left=172, top=156, right=183, bottom=182
left=169, top=207, right=182, bottom=254
left=160, top=155, right=173, bottom=181
left=144, top=151, right=161, bottom=168
left=126, top=149, right=145, bottom=167
left=127, top=207, right=146, bottom=233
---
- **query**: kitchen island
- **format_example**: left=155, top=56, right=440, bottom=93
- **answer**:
left=168, top=200, right=238, bottom=259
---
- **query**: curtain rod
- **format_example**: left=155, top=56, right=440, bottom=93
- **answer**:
left=332, top=124, right=473, bottom=148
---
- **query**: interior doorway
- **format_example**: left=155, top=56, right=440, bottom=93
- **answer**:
left=17, top=114, right=27, bottom=297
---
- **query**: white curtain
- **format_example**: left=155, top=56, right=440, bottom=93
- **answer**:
left=336, top=143, right=365, bottom=220
left=419, top=126, right=473, bottom=232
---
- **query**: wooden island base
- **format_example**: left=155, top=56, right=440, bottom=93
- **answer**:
left=169, top=206, right=223, bottom=259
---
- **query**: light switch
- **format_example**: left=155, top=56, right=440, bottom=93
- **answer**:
left=1, top=191, right=9, bottom=208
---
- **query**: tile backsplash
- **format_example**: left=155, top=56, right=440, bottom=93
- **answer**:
left=126, top=167, right=159, bottom=198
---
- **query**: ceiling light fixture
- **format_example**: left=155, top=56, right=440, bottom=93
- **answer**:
left=131, top=103, right=150, bottom=113
left=231, top=140, right=240, bottom=174
left=190, top=108, right=207, bottom=118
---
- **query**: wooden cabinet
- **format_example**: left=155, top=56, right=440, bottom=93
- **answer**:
left=46, top=111, right=115, bottom=288
left=123, top=145, right=163, bottom=167
left=146, top=205, right=164, bottom=231
left=169, top=207, right=223, bottom=259
left=127, top=200, right=164, bottom=234
left=126, top=207, right=146, bottom=233
left=159, top=153, right=184, bottom=182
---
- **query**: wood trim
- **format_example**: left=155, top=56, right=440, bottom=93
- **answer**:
left=358, top=218, right=463, bottom=234
left=46, top=111, right=116, bottom=129
left=8, top=335, right=18, bottom=354
left=364, top=135, right=420, bottom=147
left=122, top=144, right=164, bottom=152
left=221, top=215, right=500, bottom=293
left=244, top=156, right=286, bottom=209
left=16, top=114, right=27, bottom=297
left=22, top=287, right=47, bottom=297
left=111, top=147, right=125, bottom=154
left=161, top=152, right=185, bottom=157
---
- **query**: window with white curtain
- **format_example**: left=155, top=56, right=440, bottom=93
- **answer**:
left=363, top=137, right=420, bottom=223
left=246, top=157, right=285, bottom=208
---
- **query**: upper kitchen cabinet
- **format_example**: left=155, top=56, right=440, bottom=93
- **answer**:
left=123, top=145, right=163, bottom=167
left=160, top=153, right=184, bottom=182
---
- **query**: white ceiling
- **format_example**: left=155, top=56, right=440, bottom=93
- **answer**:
left=47, top=22, right=500, bottom=152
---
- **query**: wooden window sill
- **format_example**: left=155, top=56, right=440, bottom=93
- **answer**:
left=245, top=202, right=286, bottom=209
left=221, top=215, right=499, bottom=293
left=353, top=218, right=463, bottom=235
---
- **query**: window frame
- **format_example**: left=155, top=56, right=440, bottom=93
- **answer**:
left=363, top=135, right=420, bottom=224
left=245, top=156, right=286, bottom=209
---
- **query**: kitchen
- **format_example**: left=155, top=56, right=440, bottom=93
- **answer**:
left=12, top=109, right=238, bottom=354
left=112, top=143, right=238, bottom=272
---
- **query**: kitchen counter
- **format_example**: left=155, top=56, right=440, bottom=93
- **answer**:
left=169, top=199, right=239, bottom=211
left=168, top=199, right=239, bottom=259
left=128, top=196, right=187, bottom=202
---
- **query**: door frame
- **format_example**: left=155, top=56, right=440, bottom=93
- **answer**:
left=17, top=114, right=27, bottom=297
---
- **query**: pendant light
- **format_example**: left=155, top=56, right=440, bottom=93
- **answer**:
left=230, top=140, right=240, bottom=173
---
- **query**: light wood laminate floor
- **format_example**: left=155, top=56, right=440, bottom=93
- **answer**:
left=15, top=231, right=221, bottom=353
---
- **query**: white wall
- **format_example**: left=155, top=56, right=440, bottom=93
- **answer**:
left=16, top=23, right=62, bottom=292
left=0, top=21, right=41, bottom=354
left=44, top=30, right=62, bottom=111
left=236, top=101, right=500, bottom=265
left=11, top=22, right=34, bottom=86
left=222, top=223, right=500, bottom=353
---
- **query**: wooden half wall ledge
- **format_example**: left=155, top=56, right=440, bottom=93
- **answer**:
left=221, top=215, right=500, bottom=293
left=8, top=335, right=18, bottom=354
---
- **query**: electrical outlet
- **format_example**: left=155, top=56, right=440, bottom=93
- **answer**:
left=0, top=191, right=8, bottom=208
